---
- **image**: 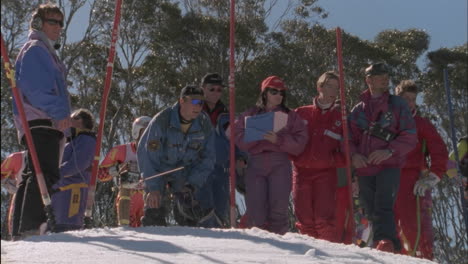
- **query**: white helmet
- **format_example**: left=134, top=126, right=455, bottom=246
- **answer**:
left=132, top=116, right=152, bottom=140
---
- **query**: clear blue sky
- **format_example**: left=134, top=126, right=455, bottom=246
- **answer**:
left=317, top=0, right=467, bottom=52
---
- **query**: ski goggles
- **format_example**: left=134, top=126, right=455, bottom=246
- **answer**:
left=268, top=88, right=286, bottom=96
left=44, top=18, right=64, bottom=28
left=190, top=99, right=204, bottom=106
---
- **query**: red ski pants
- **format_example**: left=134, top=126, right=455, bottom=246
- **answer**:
left=394, top=168, right=434, bottom=260
left=293, top=167, right=337, bottom=242
left=116, top=188, right=144, bottom=227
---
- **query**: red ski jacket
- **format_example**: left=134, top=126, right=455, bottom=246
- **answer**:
left=292, top=98, right=345, bottom=168
left=403, top=114, right=448, bottom=177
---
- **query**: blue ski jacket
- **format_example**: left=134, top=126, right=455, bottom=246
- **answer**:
left=137, top=103, right=215, bottom=193
left=51, top=131, right=96, bottom=230
left=13, top=30, right=71, bottom=140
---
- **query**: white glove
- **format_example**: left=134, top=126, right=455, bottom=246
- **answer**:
left=108, top=166, right=119, bottom=178
left=413, top=172, right=440, bottom=196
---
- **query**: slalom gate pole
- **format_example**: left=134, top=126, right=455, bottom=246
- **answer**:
left=335, top=27, right=356, bottom=241
left=0, top=34, right=56, bottom=231
left=84, top=0, right=124, bottom=227
left=228, top=0, right=237, bottom=228
left=443, top=68, right=468, bottom=236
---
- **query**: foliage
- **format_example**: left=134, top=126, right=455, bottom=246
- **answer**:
left=1, top=1, right=467, bottom=262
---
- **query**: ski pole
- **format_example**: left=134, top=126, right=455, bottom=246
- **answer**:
left=228, top=0, right=237, bottom=228
left=144, top=167, right=185, bottom=181
left=0, top=33, right=56, bottom=231
left=443, top=67, right=468, bottom=236
left=336, top=27, right=356, bottom=241
left=84, top=0, right=123, bottom=227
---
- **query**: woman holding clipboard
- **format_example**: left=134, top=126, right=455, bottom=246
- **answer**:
left=233, top=76, right=308, bottom=234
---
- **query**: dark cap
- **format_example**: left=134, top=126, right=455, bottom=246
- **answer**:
left=180, top=85, right=204, bottom=100
left=201, top=73, right=225, bottom=86
left=365, top=63, right=389, bottom=76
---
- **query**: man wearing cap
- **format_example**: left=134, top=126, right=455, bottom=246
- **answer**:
left=196, top=73, right=247, bottom=227
left=137, top=85, right=215, bottom=226
left=347, top=63, right=416, bottom=253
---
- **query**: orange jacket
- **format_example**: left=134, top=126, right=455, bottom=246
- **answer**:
left=98, top=142, right=137, bottom=181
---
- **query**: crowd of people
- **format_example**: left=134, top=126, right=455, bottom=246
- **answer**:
left=2, top=3, right=468, bottom=262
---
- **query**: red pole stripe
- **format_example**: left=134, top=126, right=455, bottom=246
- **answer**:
left=229, top=0, right=237, bottom=227
left=1, top=34, right=51, bottom=206
left=85, top=0, right=124, bottom=217
left=335, top=27, right=356, bottom=241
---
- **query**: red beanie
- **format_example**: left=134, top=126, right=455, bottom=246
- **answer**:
left=260, top=76, right=287, bottom=92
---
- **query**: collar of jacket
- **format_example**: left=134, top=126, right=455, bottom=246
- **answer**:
left=360, top=89, right=391, bottom=122
left=29, top=30, right=58, bottom=56
left=312, top=96, right=338, bottom=111
left=169, top=102, right=202, bottom=131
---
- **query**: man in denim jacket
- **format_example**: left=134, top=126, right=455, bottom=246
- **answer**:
left=137, top=85, right=215, bottom=226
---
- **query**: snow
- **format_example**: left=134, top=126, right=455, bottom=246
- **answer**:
left=1, top=226, right=435, bottom=264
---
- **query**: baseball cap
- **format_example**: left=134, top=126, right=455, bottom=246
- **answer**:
left=180, top=85, right=204, bottom=100
left=365, top=63, right=389, bottom=76
left=201, top=73, right=225, bottom=86
left=260, top=76, right=287, bottom=92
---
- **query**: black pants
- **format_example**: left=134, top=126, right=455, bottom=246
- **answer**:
left=12, top=124, right=63, bottom=236
left=358, top=168, right=401, bottom=250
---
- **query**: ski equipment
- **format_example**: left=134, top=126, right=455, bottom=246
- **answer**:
left=84, top=0, right=123, bottom=227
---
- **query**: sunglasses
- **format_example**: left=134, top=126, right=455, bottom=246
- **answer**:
left=44, top=18, right=64, bottom=28
left=268, top=88, right=286, bottom=96
left=208, top=87, right=223, bottom=93
left=190, top=99, right=204, bottom=106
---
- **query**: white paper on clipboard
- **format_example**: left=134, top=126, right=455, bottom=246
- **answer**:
left=273, top=111, right=288, bottom=132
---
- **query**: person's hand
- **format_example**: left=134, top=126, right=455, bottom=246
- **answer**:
left=367, top=149, right=392, bottom=165
left=263, top=131, right=278, bottom=144
left=351, top=153, right=368, bottom=168
left=236, top=159, right=247, bottom=169
left=56, top=117, right=72, bottom=132
left=1, top=178, right=18, bottom=194
left=145, top=190, right=161, bottom=208
left=118, top=163, right=129, bottom=174
left=413, top=172, right=440, bottom=196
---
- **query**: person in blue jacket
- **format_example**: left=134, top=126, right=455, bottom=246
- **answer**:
left=197, top=73, right=247, bottom=227
left=137, top=85, right=215, bottom=227
left=11, top=3, right=71, bottom=239
left=51, top=109, right=96, bottom=232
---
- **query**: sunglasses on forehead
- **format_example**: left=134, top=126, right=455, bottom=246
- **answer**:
left=44, top=18, right=64, bottom=28
left=268, top=88, right=286, bottom=96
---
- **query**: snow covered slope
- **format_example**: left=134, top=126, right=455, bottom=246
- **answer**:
left=1, top=226, right=435, bottom=263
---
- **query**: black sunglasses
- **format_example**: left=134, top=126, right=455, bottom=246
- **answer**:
left=44, top=18, right=64, bottom=28
left=268, top=88, right=285, bottom=96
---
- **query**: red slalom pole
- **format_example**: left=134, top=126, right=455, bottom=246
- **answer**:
left=335, top=27, right=356, bottom=241
left=228, top=0, right=237, bottom=227
left=1, top=34, right=55, bottom=227
left=84, top=0, right=124, bottom=226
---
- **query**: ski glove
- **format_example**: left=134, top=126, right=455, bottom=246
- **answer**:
left=413, top=172, right=440, bottom=196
